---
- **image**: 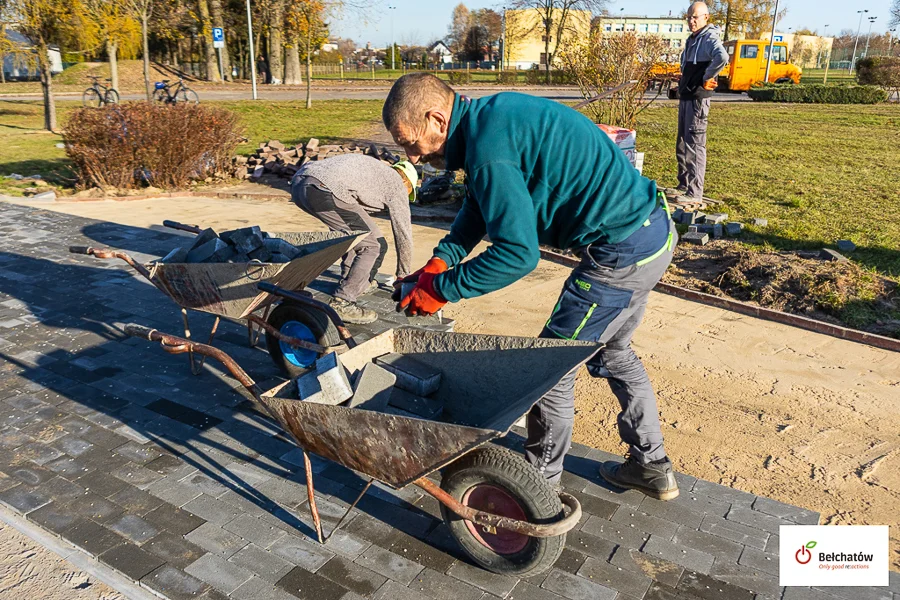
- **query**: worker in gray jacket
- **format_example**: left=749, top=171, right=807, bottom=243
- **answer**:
left=676, top=2, right=729, bottom=201
left=291, top=154, right=417, bottom=324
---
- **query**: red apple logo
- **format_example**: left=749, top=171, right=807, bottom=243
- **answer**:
left=795, top=541, right=816, bottom=564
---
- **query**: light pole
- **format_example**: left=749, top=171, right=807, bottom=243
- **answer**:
left=863, top=16, right=877, bottom=58
left=500, top=7, right=506, bottom=72
left=246, top=0, right=258, bottom=100
left=820, top=24, right=829, bottom=68
left=889, top=29, right=897, bottom=56
left=850, top=9, right=868, bottom=73
left=388, top=5, right=396, bottom=71
left=763, top=0, right=779, bottom=83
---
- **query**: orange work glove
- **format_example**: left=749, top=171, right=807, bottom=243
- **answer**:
left=392, top=256, right=449, bottom=301
left=702, top=78, right=718, bottom=91
left=399, top=271, right=447, bottom=316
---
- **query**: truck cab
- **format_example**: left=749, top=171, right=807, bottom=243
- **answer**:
left=718, top=40, right=802, bottom=91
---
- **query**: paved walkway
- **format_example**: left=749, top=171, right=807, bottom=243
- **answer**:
left=0, top=203, right=894, bottom=600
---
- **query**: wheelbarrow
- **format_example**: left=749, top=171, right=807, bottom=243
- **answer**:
left=123, top=316, right=599, bottom=577
left=69, top=220, right=366, bottom=376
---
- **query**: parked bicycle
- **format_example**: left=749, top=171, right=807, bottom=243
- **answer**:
left=82, top=76, right=119, bottom=108
left=153, top=79, right=200, bottom=105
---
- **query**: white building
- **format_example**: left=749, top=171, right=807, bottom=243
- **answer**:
left=2, top=30, right=64, bottom=80
left=428, top=41, right=453, bottom=64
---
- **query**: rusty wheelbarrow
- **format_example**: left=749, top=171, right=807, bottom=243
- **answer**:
left=69, top=220, right=366, bottom=376
left=123, top=319, right=599, bottom=577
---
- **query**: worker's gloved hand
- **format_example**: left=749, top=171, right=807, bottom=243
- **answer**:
left=398, top=272, right=446, bottom=316
left=391, top=257, right=448, bottom=301
left=702, top=78, right=718, bottom=91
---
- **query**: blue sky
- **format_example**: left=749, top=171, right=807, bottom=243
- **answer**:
left=331, top=0, right=896, bottom=48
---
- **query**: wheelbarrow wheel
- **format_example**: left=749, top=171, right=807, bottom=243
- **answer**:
left=266, top=302, right=340, bottom=378
left=439, top=446, right=565, bottom=577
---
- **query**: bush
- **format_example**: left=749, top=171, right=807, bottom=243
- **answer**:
left=447, top=71, right=471, bottom=85
left=64, top=102, right=244, bottom=189
left=747, top=84, right=887, bottom=104
left=497, top=71, right=518, bottom=85
left=856, top=56, right=900, bottom=90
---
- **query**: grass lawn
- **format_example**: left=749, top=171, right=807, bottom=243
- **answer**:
left=799, top=68, right=856, bottom=85
left=634, top=102, right=900, bottom=280
left=2, top=97, right=898, bottom=283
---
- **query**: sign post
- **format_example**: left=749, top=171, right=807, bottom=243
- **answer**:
left=212, top=27, right=225, bottom=81
left=245, top=1, right=258, bottom=99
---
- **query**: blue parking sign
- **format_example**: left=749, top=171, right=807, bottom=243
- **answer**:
left=212, top=27, right=224, bottom=48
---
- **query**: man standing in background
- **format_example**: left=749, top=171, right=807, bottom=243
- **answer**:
left=675, top=2, right=729, bottom=202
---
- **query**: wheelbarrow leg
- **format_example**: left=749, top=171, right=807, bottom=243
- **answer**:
left=247, top=304, right=273, bottom=348
left=324, top=479, right=374, bottom=543
left=303, top=450, right=325, bottom=544
left=181, top=309, right=220, bottom=376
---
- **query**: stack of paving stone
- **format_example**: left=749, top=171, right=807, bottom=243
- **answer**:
left=157, top=226, right=303, bottom=264
left=233, top=138, right=402, bottom=182
left=671, top=211, right=754, bottom=246
left=296, top=351, right=444, bottom=419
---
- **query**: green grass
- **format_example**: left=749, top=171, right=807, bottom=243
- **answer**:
left=799, top=68, right=856, bottom=85
left=633, top=102, right=900, bottom=280
left=0, top=101, right=75, bottom=186
left=311, top=68, right=527, bottom=84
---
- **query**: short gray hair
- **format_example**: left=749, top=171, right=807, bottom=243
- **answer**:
left=382, top=73, right=455, bottom=131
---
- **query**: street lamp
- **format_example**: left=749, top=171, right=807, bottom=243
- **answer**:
left=763, top=0, right=780, bottom=83
left=820, top=24, right=829, bottom=68
left=850, top=9, right=868, bottom=73
left=889, top=28, right=897, bottom=56
left=388, top=5, right=396, bottom=71
left=246, top=0, right=258, bottom=99
left=863, top=16, right=877, bottom=58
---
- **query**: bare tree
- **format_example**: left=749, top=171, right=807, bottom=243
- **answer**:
left=125, top=0, right=155, bottom=99
left=890, top=0, right=899, bottom=27
left=447, top=3, right=470, bottom=58
left=84, top=0, right=140, bottom=92
left=507, top=0, right=605, bottom=84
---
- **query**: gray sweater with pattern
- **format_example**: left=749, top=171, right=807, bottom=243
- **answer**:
left=294, top=154, right=413, bottom=278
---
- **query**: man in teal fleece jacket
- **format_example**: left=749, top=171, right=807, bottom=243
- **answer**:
left=384, top=73, right=679, bottom=501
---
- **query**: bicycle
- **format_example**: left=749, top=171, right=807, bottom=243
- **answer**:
left=82, top=76, right=119, bottom=108
left=153, top=79, right=200, bottom=105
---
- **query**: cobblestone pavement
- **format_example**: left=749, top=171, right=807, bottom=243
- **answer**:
left=0, top=204, right=895, bottom=600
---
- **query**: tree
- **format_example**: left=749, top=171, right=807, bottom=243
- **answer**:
left=126, top=0, right=154, bottom=99
left=507, top=0, right=605, bottom=84
left=195, top=0, right=220, bottom=81
left=462, top=24, right=488, bottom=61
left=447, top=3, right=470, bottom=58
left=84, top=0, right=141, bottom=92
left=703, top=0, right=787, bottom=41
left=891, top=0, right=899, bottom=28
left=3, top=0, right=86, bottom=131
left=287, top=0, right=326, bottom=107
left=471, top=8, right=501, bottom=60
left=209, top=0, right=231, bottom=80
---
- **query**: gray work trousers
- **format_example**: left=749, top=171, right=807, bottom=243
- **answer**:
left=525, top=204, right=676, bottom=483
left=676, top=97, right=711, bottom=200
left=291, top=176, right=388, bottom=302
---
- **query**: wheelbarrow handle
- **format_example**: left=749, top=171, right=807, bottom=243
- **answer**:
left=68, top=246, right=93, bottom=255
left=123, top=323, right=261, bottom=398
left=69, top=246, right=154, bottom=281
left=162, top=220, right=203, bottom=234
left=258, top=282, right=356, bottom=349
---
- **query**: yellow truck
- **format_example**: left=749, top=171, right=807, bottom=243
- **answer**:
left=667, top=40, right=802, bottom=98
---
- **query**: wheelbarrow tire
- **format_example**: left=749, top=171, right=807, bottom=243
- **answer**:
left=266, top=302, right=340, bottom=378
left=439, top=446, right=565, bottom=577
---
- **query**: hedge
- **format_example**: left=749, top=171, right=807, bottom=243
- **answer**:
left=447, top=71, right=471, bottom=85
left=855, top=56, right=900, bottom=88
left=497, top=71, right=518, bottom=85
left=747, top=84, right=887, bottom=104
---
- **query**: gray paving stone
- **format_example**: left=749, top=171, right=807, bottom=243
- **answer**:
left=183, top=494, right=243, bottom=525
left=179, top=473, right=232, bottom=498
left=608, top=546, right=684, bottom=588
left=666, top=492, right=731, bottom=518
left=448, top=561, right=518, bottom=597
left=676, top=569, right=755, bottom=600
left=109, top=485, right=164, bottom=515
left=186, top=552, right=255, bottom=594
left=276, top=565, right=359, bottom=600
left=107, top=513, right=160, bottom=544
left=409, top=567, right=485, bottom=600
left=379, top=527, right=456, bottom=573
left=44, top=455, right=94, bottom=479
left=232, top=576, right=301, bottom=600
left=76, top=468, right=132, bottom=498
left=750, top=496, right=819, bottom=525
left=699, top=515, right=769, bottom=550
left=146, top=478, right=203, bottom=507
left=62, top=519, right=128, bottom=557
left=319, top=554, right=388, bottom=597
left=708, top=561, right=782, bottom=598
left=638, top=496, right=705, bottom=529
left=782, top=588, right=845, bottom=600
left=576, top=556, right=652, bottom=598
left=0, top=483, right=50, bottom=513
left=691, top=481, right=756, bottom=508
left=580, top=515, right=651, bottom=549
left=229, top=543, right=295, bottom=583
left=142, top=564, right=211, bottom=600
left=143, top=503, right=206, bottom=535
left=321, top=529, right=372, bottom=560
left=562, top=530, right=618, bottom=562
left=540, top=568, right=616, bottom=600
left=110, top=461, right=165, bottom=489
left=582, top=480, right=645, bottom=508
left=52, top=435, right=94, bottom=457
left=737, top=546, right=779, bottom=576
left=508, top=581, right=565, bottom=600
left=355, top=544, right=424, bottom=585
left=186, top=522, right=249, bottom=559
left=642, top=535, right=715, bottom=574
left=269, top=533, right=335, bottom=571
left=145, top=531, right=207, bottom=569
left=5, top=464, right=55, bottom=486
left=811, top=587, right=893, bottom=600
left=672, top=526, right=745, bottom=564
left=99, top=542, right=166, bottom=581
left=27, top=500, right=80, bottom=534
left=612, top=505, right=680, bottom=541
left=67, top=492, right=124, bottom=523
left=725, top=506, right=789, bottom=535
left=224, top=513, right=288, bottom=547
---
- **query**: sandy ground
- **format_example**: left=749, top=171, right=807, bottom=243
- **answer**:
left=0, top=522, right=125, bottom=599
left=4, top=195, right=898, bottom=571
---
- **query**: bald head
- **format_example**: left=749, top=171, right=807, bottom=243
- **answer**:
left=383, top=73, right=456, bottom=166
left=687, top=1, right=710, bottom=33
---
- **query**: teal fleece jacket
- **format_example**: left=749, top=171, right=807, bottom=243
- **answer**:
left=433, top=92, right=658, bottom=303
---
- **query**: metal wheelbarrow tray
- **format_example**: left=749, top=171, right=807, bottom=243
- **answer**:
left=124, top=323, right=599, bottom=577
left=70, top=222, right=366, bottom=374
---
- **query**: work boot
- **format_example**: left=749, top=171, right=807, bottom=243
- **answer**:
left=329, top=297, right=378, bottom=325
left=599, top=454, right=679, bottom=501
left=359, top=279, right=379, bottom=296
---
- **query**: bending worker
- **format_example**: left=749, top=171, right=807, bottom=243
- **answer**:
left=675, top=1, right=729, bottom=202
left=384, top=73, right=679, bottom=501
left=291, top=154, right=418, bottom=324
